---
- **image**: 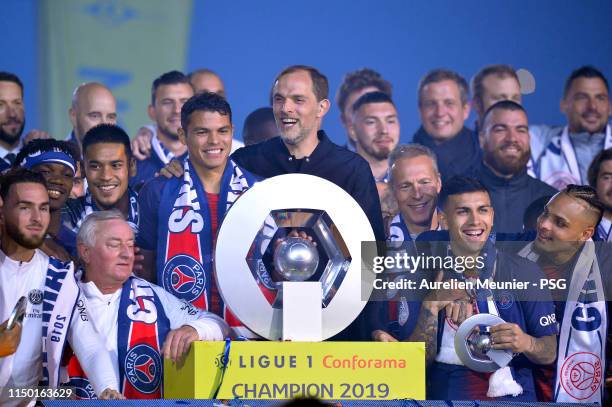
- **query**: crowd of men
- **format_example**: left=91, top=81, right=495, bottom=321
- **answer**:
left=0, top=63, right=610, bottom=403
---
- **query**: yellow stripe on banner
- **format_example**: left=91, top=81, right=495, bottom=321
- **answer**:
left=39, top=0, right=193, bottom=139
left=164, top=341, right=425, bottom=400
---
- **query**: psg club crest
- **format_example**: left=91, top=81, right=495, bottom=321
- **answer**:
left=125, top=344, right=162, bottom=394
left=28, top=288, right=43, bottom=305
left=69, top=377, right=97, bottom=400
left=495, top=291, right=514, bottom=310
left=560, top=352, right=602, bottom=400
left=163, top=254, right=206, bottom=302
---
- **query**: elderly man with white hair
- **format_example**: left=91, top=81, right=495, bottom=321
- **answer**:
left=64, top=210, right=229, bottom=399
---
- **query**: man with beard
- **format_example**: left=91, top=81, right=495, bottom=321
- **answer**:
left=413, top=69, right=481, bottom=182
left=0, top=169, right=123, bottom=402
left=67, top=82, right=117, bottom=155
left=14, top=139, right=80, bottom=259
left=477, top=101, right=556, bottom=233
left=62, top=124, right=138, bottom=235
left=0, top=72, right=27, bottom=171
left=130, top=71, right=194, bottom=188
left=588, top=148, right=612, bottom=241
left=531, top=66, right=612, bottom=189
left=348, top=91, right=400, bottom=181
left=231, top=65, right=385, bottom=340
left=231, top=65, right=384, bottom=242
left=336, top=68, right=393, bottom=151
left=408, top=176, right=557, bottom=400
left=518, top=185, right=610, bottom=403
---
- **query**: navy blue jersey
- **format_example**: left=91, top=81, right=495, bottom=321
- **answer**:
left=130, top=152, right=187, bottom=191
left=135, top=175, right=165, bottom=251
left=61, top=189, right=139, bottom=235
left=405, top=249, right=557, bottom=400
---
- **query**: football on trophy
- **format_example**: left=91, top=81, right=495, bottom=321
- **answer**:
left=273, top=237, right=319, bottom=281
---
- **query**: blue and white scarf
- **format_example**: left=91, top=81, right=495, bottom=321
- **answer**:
left=531, top=125, right=612, bottom=189
left=151, top=130, right=176, bottom=165
left=40, top=257, right=79, bottom=388
left=519, top=241, right=606, bottom=404
left=436, top=239, right=498, bottom=365
left=156, top=159, right=256, bottom=310
left=75, top=189, right=139, bottom=234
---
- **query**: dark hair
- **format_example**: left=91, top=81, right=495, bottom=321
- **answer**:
left=352, top=91, right=395, bottom=114
left=14, top=139, right=81, bottom=168
left=336, top=68, right=392, bottom=116
left=563, top=65, right=609, bottom=98
left=0, top=168, right=46, bottom=201
left=0, top=71, right=24, bottom=94
left=481, top=100, right=527, bottom=132
left=82, top=123, right=132, bottom=160
left=418, top=69, right=469, bottom=106
left=471, top=64, right=519, bottom=112
left=562, top=184, right=605, bottom=226
left=273, top=65, right=329, bottom=102
left=151, top=70, right=192, bottom=105
left=439, top=176, right=489, bottom=209
left=588, top=148, right=612, bottom=187
left=242, top=107, right=276, bottom=146
left=523, top=195, right=553, bottom=231
left=181, top=92, right=232, bottom=130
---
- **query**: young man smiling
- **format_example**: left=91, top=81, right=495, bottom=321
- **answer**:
left=407, top=176, right=557, bottom=401
left=14, top=139, right=80, bottom=258
left=137, top=92, right=257, bottom=337
left=0, top=169, right=122, bottom=403
left=62, top=124, right=139, bottom=235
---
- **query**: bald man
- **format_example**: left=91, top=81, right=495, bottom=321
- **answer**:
left=67, top=82, right=117, bottom=153
left=188, top=69, right=226, bottom=97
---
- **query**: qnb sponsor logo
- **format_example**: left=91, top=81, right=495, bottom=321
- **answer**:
left=540, top=313, right=557, bottom=327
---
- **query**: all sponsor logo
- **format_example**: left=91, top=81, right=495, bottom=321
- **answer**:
left=560, top=352, right=602, bottom=400
left=125, top=344, right=162, bottom=394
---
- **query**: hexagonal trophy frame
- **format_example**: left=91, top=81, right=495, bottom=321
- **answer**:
left=215, top=174, right=376, bottom=341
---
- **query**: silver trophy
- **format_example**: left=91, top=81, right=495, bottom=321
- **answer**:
left=454, top=313, right=514, bottom=372
left=215, top=174, right=376, bottom=341
left=273, top=237, right=319, bottom=282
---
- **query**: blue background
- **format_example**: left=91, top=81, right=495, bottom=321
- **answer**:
left=2, top=0, right=612, bottom=144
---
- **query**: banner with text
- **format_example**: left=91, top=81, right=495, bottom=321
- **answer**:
left=164, top=341, right=425, bottom=400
